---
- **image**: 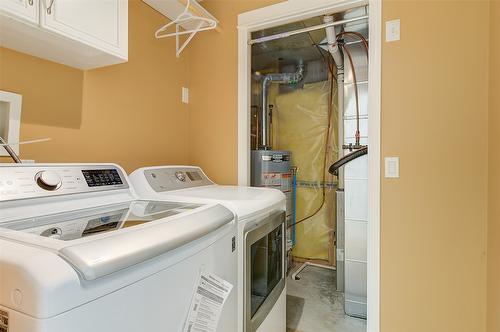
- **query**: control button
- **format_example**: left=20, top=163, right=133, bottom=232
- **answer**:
left=6, top=180, right=13, bottom=186
left=175, top=171, right=186, bottom=182
left=36, top=171, right=62, bottom=191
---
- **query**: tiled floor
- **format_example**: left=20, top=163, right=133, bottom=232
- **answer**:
left=286, top=264, right=366, bottom=332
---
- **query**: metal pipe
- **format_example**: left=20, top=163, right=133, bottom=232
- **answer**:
left=249, top=15, right=368, bottom=45
left=324, top=15, right=345, bottom=189
left=260, top=64, right=305, bottom=149
left=0, top=136, right=22, bottom=163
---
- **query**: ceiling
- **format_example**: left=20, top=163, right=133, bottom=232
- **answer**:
left=251, top=5, right=369, bottom=72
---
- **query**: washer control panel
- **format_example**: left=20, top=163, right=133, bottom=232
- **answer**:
left=0, top=165, right=129, bottom=202
left=144, top=167, right=213, bottom=192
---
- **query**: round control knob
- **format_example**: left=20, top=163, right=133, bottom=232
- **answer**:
left=36, top=171, right=62, bottom=191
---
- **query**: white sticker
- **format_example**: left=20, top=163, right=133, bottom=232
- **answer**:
left=183, top=273, right=233, bottom=332
left=0, top=309, right=8, bottom=332
left=262, top=173, right=282, bottom=187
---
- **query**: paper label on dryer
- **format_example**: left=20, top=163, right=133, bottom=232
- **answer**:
left=0, top=309, right=8, bottom=332
left=183, top=273, right=233, bottom=332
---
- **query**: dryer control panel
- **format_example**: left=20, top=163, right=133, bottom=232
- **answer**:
left=144, top=167, right=213, bottom=192
left=0, top=165, right=129, bottom=202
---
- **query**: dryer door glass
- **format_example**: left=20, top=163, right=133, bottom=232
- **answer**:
left=250, top=223, right=283, bottom=317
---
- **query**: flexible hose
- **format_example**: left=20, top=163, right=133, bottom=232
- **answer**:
left=329, top=146, right=368, bottom=176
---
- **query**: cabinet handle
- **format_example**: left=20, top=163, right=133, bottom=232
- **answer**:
left=28, top=0, right=33, bottom=6
left=46, top=0, right=55, bottom=14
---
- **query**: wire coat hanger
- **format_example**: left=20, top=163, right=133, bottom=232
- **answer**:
left=154, top=0, right=218, bottom=57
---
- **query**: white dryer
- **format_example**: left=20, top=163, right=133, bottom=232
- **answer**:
left=129, top=166, right=287, bottom=332
left=0, top=164, right=237, bottom=332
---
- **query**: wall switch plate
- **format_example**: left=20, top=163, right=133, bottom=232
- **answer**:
left=181, top=87, right=189, bottom=104
left=385, top=157, right=400, bottom=178
left=385, top=19, right=400, bottom=42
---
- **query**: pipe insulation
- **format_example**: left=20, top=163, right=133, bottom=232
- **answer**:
left=324, top=15, right=345, bottom=188
left=328, top=146, right=368, bottom=176
left=260, top=64, right=305, bottom=149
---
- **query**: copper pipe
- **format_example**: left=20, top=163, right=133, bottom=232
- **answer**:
left=342, top=44, right=361, bottom=147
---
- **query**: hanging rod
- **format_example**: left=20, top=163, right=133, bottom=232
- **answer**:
left=249, top=15, right=369, bottom=45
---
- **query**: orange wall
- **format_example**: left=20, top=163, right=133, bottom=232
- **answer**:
left=381, top=1, right=489, bottom=331
left=0, top=0, right=190, bottom=172
left=187, top=0, right=282, bottom=184
left=0, top=0, right=496, bottom=331
left=488, top=1, right=500, bottom=331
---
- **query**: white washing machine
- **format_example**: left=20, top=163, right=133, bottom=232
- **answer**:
left=0, top=163, right=237, bottom=332
left=129, top=166, right=287, bottom=332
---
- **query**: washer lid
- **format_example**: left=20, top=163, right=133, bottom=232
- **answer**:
left=129, top=166, right=286, bottom=219
left=0, top=200, right=234, bottom=280
left=160, top=185, right=285, bottom=219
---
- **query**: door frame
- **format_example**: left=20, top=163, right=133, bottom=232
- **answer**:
left=237, top=0, right=381, bottom=331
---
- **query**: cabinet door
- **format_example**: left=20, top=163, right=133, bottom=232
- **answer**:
left=40, top=0, right=127, bottom=58
left=0, top=0, right=39, bottom=24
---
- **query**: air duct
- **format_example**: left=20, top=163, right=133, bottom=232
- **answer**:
left=260, top=64, right=305, bottom=150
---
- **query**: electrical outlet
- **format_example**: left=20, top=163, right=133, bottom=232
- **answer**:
left=182, top=87, right=189, bottom=104
left=385, top=19, right=400, bottom=42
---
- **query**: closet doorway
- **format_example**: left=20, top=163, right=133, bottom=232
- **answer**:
left=237, top=1, right=381, bottom=331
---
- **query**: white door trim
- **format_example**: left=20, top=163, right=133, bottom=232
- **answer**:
left=237, top=0, right=381, bottom=331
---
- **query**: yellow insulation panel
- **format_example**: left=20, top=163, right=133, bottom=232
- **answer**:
left=274, top=81, right=338, bottom=262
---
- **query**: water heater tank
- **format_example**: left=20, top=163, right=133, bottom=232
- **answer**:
left=251, top=150, right=292, bottom=223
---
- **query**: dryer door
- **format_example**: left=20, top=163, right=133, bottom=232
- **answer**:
left=244, top=211, right=285, bottom=332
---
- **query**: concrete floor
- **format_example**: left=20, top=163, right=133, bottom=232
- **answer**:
left=286, top=264, right=366, bottom=332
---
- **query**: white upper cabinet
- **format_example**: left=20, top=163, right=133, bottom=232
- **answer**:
left=0, top=0, right=128, bottom=70
left=41, top=0, right=127, bottom=59
left=0, top=0, right=39, bottom=24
